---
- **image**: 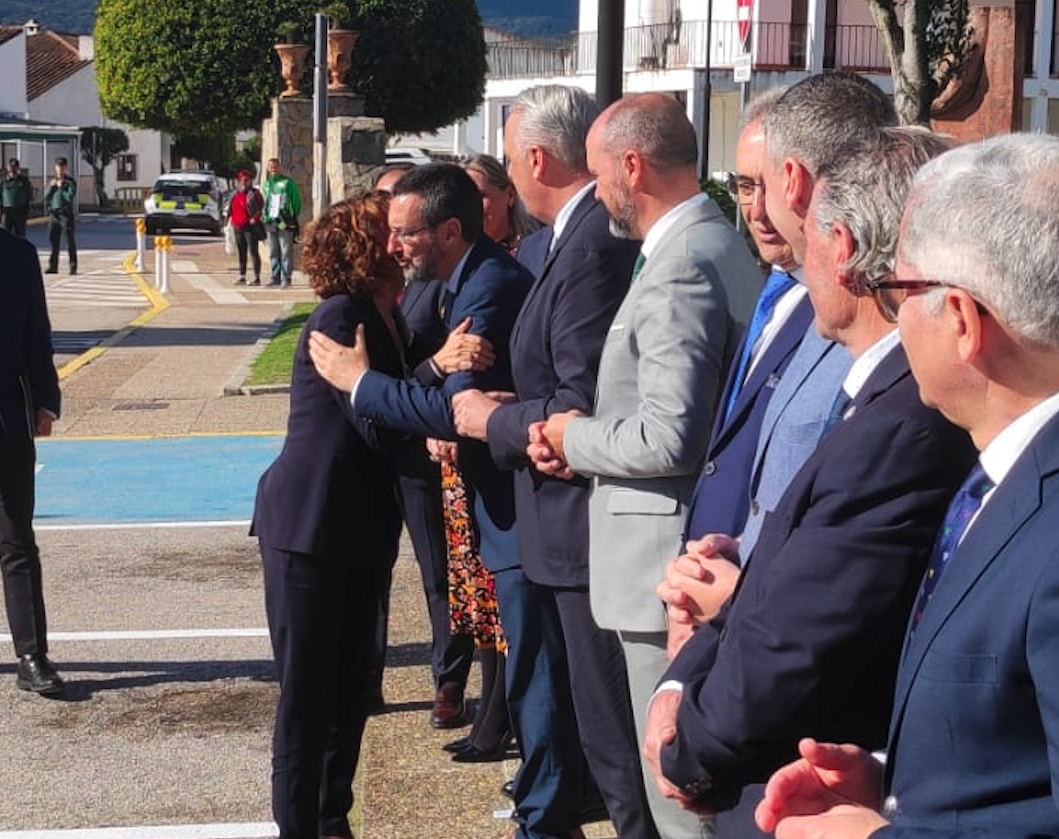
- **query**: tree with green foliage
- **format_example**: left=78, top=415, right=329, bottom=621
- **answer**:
left=95, top=0, right=486, bottom=138
left=866, top=0, right=975, bottom=125
left=79, top=125, right=129, bottom=207
left=95, top=0, right=310, bottom=137
left=351, top=0, right=486, bottom=134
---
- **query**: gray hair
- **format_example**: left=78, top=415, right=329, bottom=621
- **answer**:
left=511, top=85, right=600, bottom=173
left=596, top=92, right=698, bottom=170
left=741, top=86, right=787, bottom=129
left=898, top=132, right=1059, bottom=349
left=813, top=126, right=953, bottom=283
left=762, top=72, right=897, bottom=178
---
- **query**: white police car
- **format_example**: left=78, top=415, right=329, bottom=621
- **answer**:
left=143, top=170, right=223, bottom=236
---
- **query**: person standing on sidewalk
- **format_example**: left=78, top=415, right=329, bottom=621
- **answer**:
left=44, top=157, right=77, bottom=275
left=229, top=169, right=264, bottom=286
left=1, top=158, right=33, bottom=237
left=0, top=229, right=65, bottom=696
left=262, top=158, right=302, bottom=288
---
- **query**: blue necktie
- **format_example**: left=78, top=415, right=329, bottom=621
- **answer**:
left=725, top=269, right=796, bottom=420
left=822, top=388, right=852, bottom=435
left=911, top=462, right=994, bottom=629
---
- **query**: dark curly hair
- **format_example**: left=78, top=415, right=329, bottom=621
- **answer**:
left=300, top=192, right=402, bottom=299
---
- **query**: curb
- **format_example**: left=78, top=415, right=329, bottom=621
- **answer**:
left=223, top=303, right=295, bottom=396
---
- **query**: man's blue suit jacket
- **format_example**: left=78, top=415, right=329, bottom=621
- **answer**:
left=684, top=294, right=814, bottom=542
left=354, top=236, right=535, bottom=572
left=0, top=230, right=60, bottom=438
left=486, top=194, right=638, bottom=588
left=660, top=345, right=977, bottom=811
left=876, top=409, right=1059, bottom=839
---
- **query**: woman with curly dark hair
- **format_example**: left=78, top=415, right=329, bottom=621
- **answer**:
left=251, top=192, right=408, bottom=839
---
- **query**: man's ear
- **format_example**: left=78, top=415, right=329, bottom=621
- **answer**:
left=622, top=149, right=642, bottom=187
left=530, top=146, right=547, bottom=182
left=831, top=222, right=863, bottom=294
left=784, top=159, right=813, bottom=216
left=949, top=290, right=985, bottom=364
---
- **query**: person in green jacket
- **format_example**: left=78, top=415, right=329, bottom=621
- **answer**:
left=261, top=158, right=302, bottom=288
left=1, top=159, right=33, bottom=237
left=44, top=157, right=77, bottom=275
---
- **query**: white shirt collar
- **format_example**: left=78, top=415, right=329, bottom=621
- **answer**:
left=550, top=182, right=596, bottom=251
left=841, top=328, right=902, bottom=401
left=979, top=389, right=1059, bottom=490
left=641, top=193, right=709, bottom=259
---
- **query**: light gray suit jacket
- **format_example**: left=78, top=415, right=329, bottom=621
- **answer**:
left=738, top=326, right=853, bottom=561
left=563, top=196, right=761, bottom=632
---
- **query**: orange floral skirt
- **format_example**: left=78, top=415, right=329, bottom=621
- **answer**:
left=441, top=462, right=505, bottom=652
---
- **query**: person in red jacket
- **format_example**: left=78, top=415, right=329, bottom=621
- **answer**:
left=228, top=169, right=264, bottom=285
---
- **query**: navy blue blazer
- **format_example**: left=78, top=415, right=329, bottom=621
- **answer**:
left=684, top=294, right=814, bottom=542
left=252, top=293, right=405, bottom=558
left=0, top=230, right=60, bottom=438
left=354, top=236, right=535, bottom=572
left=660, top=344, right=977, bottom=811
left=877, top=410, right=1059, bottom=839
left=486, top=195, right=638, bottom=588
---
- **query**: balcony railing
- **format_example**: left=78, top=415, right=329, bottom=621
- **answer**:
left=486, top=19, right=893, bottom=80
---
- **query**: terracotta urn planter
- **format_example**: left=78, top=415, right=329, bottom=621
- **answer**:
left=274, top=43, right=312, bottom=97
left=327, top=29, right=360, bottom=91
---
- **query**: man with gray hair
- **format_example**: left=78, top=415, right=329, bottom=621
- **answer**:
left=526, top=91, right=761, bottom=839
left=453, top=84, right=653, bottom=839
left=645, top=126, right=977, bottom=837
left=757, top=131, right=1059, bottom=839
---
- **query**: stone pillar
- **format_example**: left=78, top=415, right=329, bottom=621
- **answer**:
left=326, top=116, right=386, bottom=200
left=260, top=96, right=314, bottom=225
left=931, top=0, right=1025, bottom=141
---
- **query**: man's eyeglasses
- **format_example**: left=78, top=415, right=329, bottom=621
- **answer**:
left=390, top=225, right=432, bottom=245
left=866, top=276, right=986, bottom=323
left=725, top=173, right=764, bottom=206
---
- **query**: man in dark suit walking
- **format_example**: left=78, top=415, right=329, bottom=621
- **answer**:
left=644, top=126, right=978, bottom=832
left=453, top=84, right=653, bottom=838
left=756, top=132, right=1059, bottom=839
left=0, top=229, right=65, bottom=695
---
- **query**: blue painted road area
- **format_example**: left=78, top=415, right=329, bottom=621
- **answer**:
left=34, top=435, right=284, bottom=526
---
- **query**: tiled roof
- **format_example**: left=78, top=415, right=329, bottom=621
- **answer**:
left=26, top=30, right=91, bottom=101
left=0, top=25, right=22, bottom=46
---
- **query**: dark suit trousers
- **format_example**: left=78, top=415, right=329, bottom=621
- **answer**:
left=396, top=474, right=474, bottom=691
left=261, top=540, right=389, bottom=839
left=552, top=587, right=660, bottom=839
left=0, top=431, right=48, bottom=657
left=493, top=565, right=586, bottom=839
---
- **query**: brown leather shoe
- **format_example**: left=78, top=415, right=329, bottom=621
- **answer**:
left=429, top=686, right=467, bottom=729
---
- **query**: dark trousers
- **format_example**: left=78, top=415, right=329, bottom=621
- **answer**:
left=392, top=474, right=473, bottom=693
left=493, top=565, right=586, bottom=839
left=0, top=431, right=48, bottom=657
left=552, top=587, right=660, bottom=839
left=48, top=213, right=76, bottom=272
left=235, top=227, right=261, bottom=280
left=261, top=539, right=394, bottom=839
left=3, top=206, right=28, bottom=237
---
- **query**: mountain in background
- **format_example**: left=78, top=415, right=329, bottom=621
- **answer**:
left=0, top=0, right=577, bottom=39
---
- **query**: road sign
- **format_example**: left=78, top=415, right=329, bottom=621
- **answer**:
left=737, top=0, right=754, bottom=47
left=734, top=52, right=752, bottom=83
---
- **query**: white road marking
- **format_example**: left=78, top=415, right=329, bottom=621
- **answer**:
left=0, top=823, right=278, bottom=838
left=0, top=629, right=269, bottom=642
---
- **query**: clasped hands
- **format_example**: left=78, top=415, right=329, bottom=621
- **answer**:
left=524, top=410, right=581, bottom=480
left=657, top=533, right=742, bottom=659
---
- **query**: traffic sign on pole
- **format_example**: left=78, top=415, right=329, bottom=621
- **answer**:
left=737, top=0, right=753, bottom=48
left=733, top=52, right=752, bottom=83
